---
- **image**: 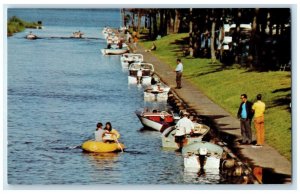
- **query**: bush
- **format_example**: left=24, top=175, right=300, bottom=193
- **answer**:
left=7, top=16, right=40, bottom=36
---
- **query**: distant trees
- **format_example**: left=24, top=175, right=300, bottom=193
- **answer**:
left=124, top=8, right=291, bottom=71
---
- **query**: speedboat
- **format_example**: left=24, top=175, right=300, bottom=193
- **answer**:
left=82, top=140, right=125, bottom=153
left=144, top=82, right=170, bottom=101
left=161, top=123, right=210, bottom=149
left=128, top=63, right=154, bottom=85
left=26, top=33, right=37, bottom=40
left=101, top=48, right=129, bottom=55
left=182, top=142, right=223, bottom=170
left=135, top=109, right=177, bottom=132
left=71, top=31, right=84, bottom=38
left=120, top=53, right=143, bottom=68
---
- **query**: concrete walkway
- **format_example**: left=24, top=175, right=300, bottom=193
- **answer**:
left=134, top=44, right=292, bottom=183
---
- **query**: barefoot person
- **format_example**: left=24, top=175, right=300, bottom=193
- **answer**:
left=252, top=94, right=266, bottom=148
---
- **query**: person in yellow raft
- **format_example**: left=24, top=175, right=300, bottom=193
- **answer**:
left=102, top=122, right=121, bottom=143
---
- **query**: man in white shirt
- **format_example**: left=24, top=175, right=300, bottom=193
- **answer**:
left=94, top=123, right=104, bottom=142
left=176, top=112, right=195, bottom=134
left=174, top=112, right=194, bottom=151
left=174, top=58, right=183, bottom=89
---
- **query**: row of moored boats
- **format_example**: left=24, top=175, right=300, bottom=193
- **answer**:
left=82, top=27, right=224, bottom=172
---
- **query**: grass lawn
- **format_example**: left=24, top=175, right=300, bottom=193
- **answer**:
left=140, top=33, right=292, bottom=161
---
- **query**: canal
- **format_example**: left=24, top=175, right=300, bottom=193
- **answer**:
left=7, top=8, right=228, bottom=185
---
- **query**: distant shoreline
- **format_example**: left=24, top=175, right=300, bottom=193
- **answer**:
left=7, top=16, right=41, bottom=36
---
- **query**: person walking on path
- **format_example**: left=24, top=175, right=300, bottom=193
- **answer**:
left=252, top=94, right=266, bottom=148
left=237, top=94, right=254, bottom=144
left=133, top=36, right=138, bottom=53
left=174, top=58, right=183, bottom=89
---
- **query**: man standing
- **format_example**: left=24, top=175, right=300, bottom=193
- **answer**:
left=174, top=59, right=183, bottom=89
left=174, top=112, right=194, bottom=151
left=252, top=94, right=266, bottom=148
left=237, top=94, right=253, bottom=144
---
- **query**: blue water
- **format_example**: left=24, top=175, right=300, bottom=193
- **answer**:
left=7, top=9, right=223, bottom=185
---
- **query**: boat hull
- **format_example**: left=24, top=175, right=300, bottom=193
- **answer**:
left=161, top=124, right=210, bottom=148
left=144, top=91, right=169, bottom=101
left=182, top=142, right=223, bottom=170
left=26, top=34, right=37, bottom=40
left=101, top=48, right=129, bottom=55
left=137, top=115, right=164, bottom=131
left=82, top=140, right=125, bottom=153
left=128, top=76, right=151, bottom=85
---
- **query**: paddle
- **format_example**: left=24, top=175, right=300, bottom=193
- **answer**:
left=114, top=136, right=124, bottom=153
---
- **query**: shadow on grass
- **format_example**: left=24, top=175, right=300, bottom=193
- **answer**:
left=170, top=37, right=189, bottom=46
left=269, top=88, right=291, bottom=110
left=272, top=87, right=291, bottom=93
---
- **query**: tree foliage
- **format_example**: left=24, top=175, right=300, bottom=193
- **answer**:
left=125, top=8, right=291, bottom=71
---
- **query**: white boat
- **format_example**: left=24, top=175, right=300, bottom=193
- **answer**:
left=111, top=43, right=128, bottom=49
left=135, top=109, right=175, bottom=132
left=120, top=53, right=143, bottom=68
left=161, top=123, right=210, bottom=149
left=128, top=63, right=154, bottom=85
left=26, top=33, right=37, bottom=40
left=101, top=48, right=129, bottom=55
left=182, top=142, right=223, bottom=170
left=71, top=31, right=84, bottom=38
left=144, top=82, right=170, bottom=101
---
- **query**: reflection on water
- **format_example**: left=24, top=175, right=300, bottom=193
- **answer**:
left=183, top=168, right=222, bottom=184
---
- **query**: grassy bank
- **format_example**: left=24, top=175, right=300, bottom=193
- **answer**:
left=7, top=16, right=40, bottom=36
left=141, top=33, right=292, bottom=161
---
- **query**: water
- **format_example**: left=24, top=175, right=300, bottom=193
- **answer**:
left=7, top=9, right=224, bottom=185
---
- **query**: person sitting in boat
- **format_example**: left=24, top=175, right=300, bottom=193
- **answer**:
left=137, top=68, right=143, bottom=84
left=107, top=43, right=112, bottom=49
left=94, top=122, right=104, bottom=142
left=118, top=40, right=123, bottom=49
left=102, top=122, right=121, bottom=143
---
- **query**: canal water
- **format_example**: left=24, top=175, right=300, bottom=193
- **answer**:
left=7, top=9, right=225, bottom=185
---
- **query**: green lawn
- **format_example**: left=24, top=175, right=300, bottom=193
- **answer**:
left=141, top=33, right=292, bottom=161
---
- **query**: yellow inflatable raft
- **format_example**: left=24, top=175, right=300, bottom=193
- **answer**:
left=82, top=140, right=125, bottom=153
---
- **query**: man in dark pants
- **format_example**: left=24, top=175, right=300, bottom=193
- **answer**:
left=237, top=94, right=253, bottom=144
left=174, top=59, right=183, bottom=89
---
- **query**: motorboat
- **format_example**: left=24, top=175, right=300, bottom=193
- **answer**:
left=144, top=82, right=170, bottom=101
left=26, top=33, right=37, bottom=40
left=82, top=140, right=125, bottom=153
left=161, top=123, right=210, bottom=149
left=71, top=31, right=84, bottom=38
left=182, top=142, right=223, bottom=170
left=135, top=109, right=176, bottom=132
left=101, top=48, right=129, bottom=55
left=120, top=53, right=143, bottom=68
left=128, top=63, right=154, bottom=85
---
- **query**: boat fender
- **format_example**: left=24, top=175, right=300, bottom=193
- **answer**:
left=233, top=166, right=243, bottom=176
left=222, top=159, right=235, bottom=169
